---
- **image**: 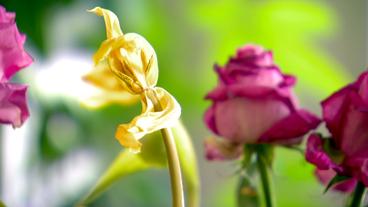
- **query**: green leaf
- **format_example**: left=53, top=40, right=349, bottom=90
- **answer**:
left=172, top=120, right=200, bottom=207
left=237, top=175, right=259, bottom=207
left=241, top=144, right=256, bottom=169
left=77, top=150, right=150, bottom=205
left=324, top=174, right=351, bottom=194
left=77, top=120, right=200, bottom=207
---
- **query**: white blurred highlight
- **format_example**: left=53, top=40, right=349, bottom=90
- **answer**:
left=2, top=52, right=101, bottom=207
left=33, top=51, right=108, bottom=108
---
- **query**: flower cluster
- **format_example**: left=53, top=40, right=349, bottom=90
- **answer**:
left=306, top=71, right=368, bottom=190
left=0, top=6, right=32, bottom=128
left=203, top=42, right=368, bottom=204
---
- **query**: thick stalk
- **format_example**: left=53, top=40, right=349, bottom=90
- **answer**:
left=149, top=89, right=185, bottom=207
left=350, top=182, right=366, bottom=207
left=256, top=152, right=275, bottom=207
left=161, top=128, right=185, bottom=207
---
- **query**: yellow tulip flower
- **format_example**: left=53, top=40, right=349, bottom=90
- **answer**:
left=85, top=7, right=181, bottom=153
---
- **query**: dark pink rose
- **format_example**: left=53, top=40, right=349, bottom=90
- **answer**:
left=315, top=168, right=357, bottom=193
left=306, top=71, right=368, bottom=187
left=204, top=44, right=320, bottom=160
left=0, top=6, right=32, bottom=127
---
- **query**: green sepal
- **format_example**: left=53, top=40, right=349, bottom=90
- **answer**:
left=241, top=144, right=256, bottom=169
left=237, top=175, right=260, bottom=207
left=323, top=174, right=351, bottom=194
left=254, top=144, right=275, bottom=168
left=322, top=137, right=344, bottom=164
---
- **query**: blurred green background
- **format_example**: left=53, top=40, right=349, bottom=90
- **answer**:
left=0, top=0, right=366, bottom=206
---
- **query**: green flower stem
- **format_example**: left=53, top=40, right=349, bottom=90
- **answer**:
left=256, top=151, right=275, bottom=207
left=149, top=90, right=185, bottom=207
left=350, top=182, right=366, bottom=207
left=161, top=128, right=185, bottom=207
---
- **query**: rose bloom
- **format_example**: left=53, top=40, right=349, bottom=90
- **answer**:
left=306, top=70, right=368, bottom=188
left=204, top=44, right=320, bottom=160
left=0, top=6, right=32, bottom=127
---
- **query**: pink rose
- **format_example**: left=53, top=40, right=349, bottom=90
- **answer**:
left=315, top=168, right=357, bottom=193
left=306, top=71, right=368, bottom=187
left=0, top=6, right=32, bottom=127
left=204, top=44, right=320, bottom=160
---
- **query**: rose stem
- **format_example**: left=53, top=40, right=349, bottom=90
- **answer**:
left=149, top=90, right=185, bottom=207
left=350, top=182, right=366, bottom=207
left=256, top=152, right=275, bottom=207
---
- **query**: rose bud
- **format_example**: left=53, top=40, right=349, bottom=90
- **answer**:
left=204, top=44, right=320, bottom=160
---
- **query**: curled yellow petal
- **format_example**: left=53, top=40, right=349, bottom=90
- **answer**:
left=82, top=59, right=139, bottom=108
left=88, top=7, right=123, bottom=39
left=119, top=33, right=158, bottom=88
left=92, top=33, right=159, bottom=91
left=90, top=7, right=158, bottom=91
left=88, top=7, right=181, bottom=153
left=92, top=37, right=126, bottom=65
left=81, top=90, right=139, bottom=109
left=115, top=87, right=181, bottom=152
left=83, top=59, right=125, bottom=92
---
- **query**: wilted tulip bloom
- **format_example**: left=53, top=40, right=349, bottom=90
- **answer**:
left=86, top=7, right=181, bottom=153
left=204, top=44, right=320, bottom=160
left=306, top=71, right=368, bottom=187
left=0, top=5, right=32, bottom=127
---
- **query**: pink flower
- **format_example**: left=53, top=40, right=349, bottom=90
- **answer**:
left=204, top=44, right=320, bottom=160
left=0, top=6, right=32, bottom=127
left=306, top=70, right=368, bottom=187
left=315, top=168, right=357, bottom=193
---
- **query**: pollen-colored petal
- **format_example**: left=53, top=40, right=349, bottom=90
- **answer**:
left=0, top=83, right=29, bottom=128
left=81, top=90, right=139, bottom=109
left=82, top=59, right=139, bottom=108
left=115, top=87, right=181, bottom=152
left=88, top=7, right=123, bottom=39
left=83, top=59, right=125, bottom=92
left=92, top=37, right=125, bottom=65
left=92, top=33, right=158, bottom=92
left=90, top=7, right=159, bottom=93
left=122, top=33, right=158, bottom=87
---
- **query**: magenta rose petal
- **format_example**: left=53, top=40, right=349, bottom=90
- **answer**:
left=305, top=134, right=336, bottom=170
left=0, top=83, right=29, bottom=128
left=359, top=159, right=368, bottom=186
left=321, top=86, right=352, bottom=144
left=214, top=98, right=290, bottom=143
left=0, top=6, right=32, bottom=128
left=0, top=6, right=15, bottom=23
left=315, top=169, right=357, bottom=193
left=0, top=23, right=33, bottom=80
left=204, top=104, right=219, bottom=135
left=205, top=84, right=228, bottom=101
left=339, top=95, right=368, bottom=158
left=259, top=109, right=321, bottom=144
left=356, top=71, right=368, bottom=104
